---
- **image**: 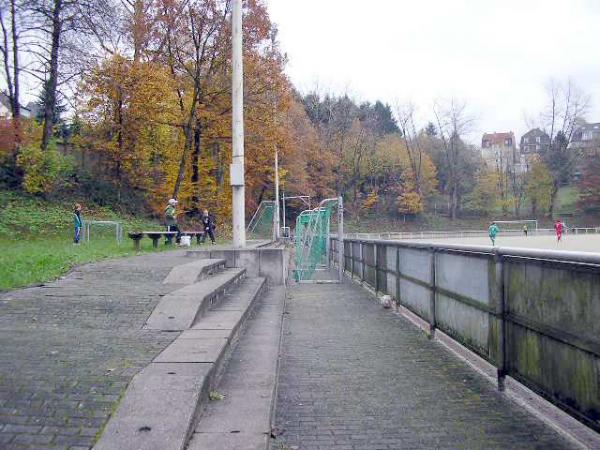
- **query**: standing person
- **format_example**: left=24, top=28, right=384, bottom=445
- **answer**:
left=165, top=199, right=181, bottom=244
left=554, top=219, right=563, bottom=243
left=488, top=221, right=499, bottom=246
left=73, top=203, right=83, bottom=245
left=200, top=209, right=216, bottom=244
left=523, top=224, right=528, bottom=237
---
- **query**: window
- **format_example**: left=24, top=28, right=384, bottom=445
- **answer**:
left=505, top=138, right=512, bottom=146
left=583, top=131, right=593, bottom=141
left=536, top=136, right=541, bottom=143
left=524, top=137, right=529, bottom=144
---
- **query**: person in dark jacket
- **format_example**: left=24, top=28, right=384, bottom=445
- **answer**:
left=200, top=209, right=216, bottom=244
left=73, top=203, right=83, bottom=244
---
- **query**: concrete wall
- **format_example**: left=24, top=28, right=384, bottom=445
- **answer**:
left=333, top=237, right=600, bottom=432
left=187, top=248, right=287, bottom=286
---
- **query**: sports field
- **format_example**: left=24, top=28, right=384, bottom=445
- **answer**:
left=411, top=233, right=600, bottom=254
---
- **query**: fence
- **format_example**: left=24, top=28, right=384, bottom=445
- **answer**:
left=344, top=227, right=600, bottom=241
left=329, top=236, right=600, bottom=431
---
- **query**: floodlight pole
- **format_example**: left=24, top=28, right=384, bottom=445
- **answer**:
left=231, top=0, right=246, bottom=247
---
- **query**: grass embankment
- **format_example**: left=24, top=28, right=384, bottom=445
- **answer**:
left=0, top=191, right=175, bottom=291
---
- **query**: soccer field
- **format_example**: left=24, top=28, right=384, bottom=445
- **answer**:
left=411, top=233, right=600, bottom=254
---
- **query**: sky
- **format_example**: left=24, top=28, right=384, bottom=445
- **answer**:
left=265, top=0, right=600, bottom=144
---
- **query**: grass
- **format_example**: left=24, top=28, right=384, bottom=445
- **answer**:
left=0, top=234, right=178, bottom=291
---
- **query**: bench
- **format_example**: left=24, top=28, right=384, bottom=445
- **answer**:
left=127, top=231, right=205, bottom=251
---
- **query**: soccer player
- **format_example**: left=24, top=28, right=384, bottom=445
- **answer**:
left=523, top=224, right=528, bottom=237
left=488, top=222, right=499, bottom=246
left=554, top=219, right=564, bottom=243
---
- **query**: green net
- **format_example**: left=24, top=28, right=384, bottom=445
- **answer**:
left=294, top=201, right=336, bottom=281
left=247, top=201, right=275, bottom=240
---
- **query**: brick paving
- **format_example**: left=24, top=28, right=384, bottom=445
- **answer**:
left=0, top=252, right=192, bottom=450
left=273, top=281, right=577, bottom=450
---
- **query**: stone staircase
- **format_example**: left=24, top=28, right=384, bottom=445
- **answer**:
left=93, top=256, right=281, bottom=450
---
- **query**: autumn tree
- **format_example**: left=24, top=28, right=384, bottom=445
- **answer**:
left=525, top=155, right=554, bottom=216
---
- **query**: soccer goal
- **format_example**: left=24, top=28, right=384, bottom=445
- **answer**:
left=492, top=220, right=538, bottom=233
left=84, top=220, right=124, bottom=244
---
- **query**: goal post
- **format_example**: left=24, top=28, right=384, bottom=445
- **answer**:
left=491, top=220, right=538, bottom=232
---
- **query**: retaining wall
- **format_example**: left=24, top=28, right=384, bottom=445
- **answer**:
left=330, top=237, right=600, bottom=431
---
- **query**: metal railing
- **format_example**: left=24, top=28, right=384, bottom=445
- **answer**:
left=344, top=227, right=600, bottom=241
left=330, top=236, right=600, bottom=432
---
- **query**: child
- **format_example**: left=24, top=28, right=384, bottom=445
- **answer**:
left=200, top=209, right=216, bottom=244
left=73, top=204, right=83, bottom=244
left=488, top=221, right=499, bottom=246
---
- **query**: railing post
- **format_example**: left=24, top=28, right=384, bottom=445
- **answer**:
left=494, top=248, right=507, bottom=391
left=429, top=246, right=437, bottom=339
left=349, top=240, right=354, bottom=279
left=360, top=242, right=365, bottom=282
left=396, top=244, right=401, bottom=306
left=374, top=242, right=379, bottom=293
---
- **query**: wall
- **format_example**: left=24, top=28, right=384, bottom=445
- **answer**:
left=331, top=237, right=600, bottom=432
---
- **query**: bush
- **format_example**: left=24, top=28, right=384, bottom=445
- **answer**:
left=16, top=140, right=74, bottom=194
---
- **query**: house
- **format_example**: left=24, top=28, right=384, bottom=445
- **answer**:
left=520, top=128, right=550, bottom=154
left=0, top=92, right=11, bottom=118
left=0, top=92, right=34, bottom=119
left=570, top=123, right=600, bottom=152
left=481, top=131, right=526, bottom=174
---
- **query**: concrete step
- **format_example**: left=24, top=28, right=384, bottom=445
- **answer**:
left=93, top=277, right=267, bottom=450
left=187, top=286, right=285, bottom=450
left=163, top=258, right=226, bottom=285
left=145, top=268, right=246, bottom=331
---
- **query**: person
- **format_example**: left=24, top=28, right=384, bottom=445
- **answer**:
left=554, top=219, right=563, bottom=243
left=165, top=198, right=181, bottom=244
left=488, top=221, right=499, bottom=246
left=523, top=224, right=528, bottom=237
left=73, top=203, right=83, bottom=245
left=200, top=209, right=216, bottom=244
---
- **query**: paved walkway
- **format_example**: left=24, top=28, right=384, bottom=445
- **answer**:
left=273, top=281, right=577, bottom=450
left=0, top=252, right=192, bottom=450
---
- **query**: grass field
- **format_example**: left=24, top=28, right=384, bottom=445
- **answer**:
left=0, top=235, right=179, bottom=291
left=412, top=233, right=600, bottom=254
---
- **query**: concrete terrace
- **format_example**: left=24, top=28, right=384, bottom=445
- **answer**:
left=0, top=247, right=596, bottom=449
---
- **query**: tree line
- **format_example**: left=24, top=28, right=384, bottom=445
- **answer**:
left=1, top=0, right=598, bottom=226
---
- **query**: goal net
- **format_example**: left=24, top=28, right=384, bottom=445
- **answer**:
left=491, top=220, right=538, bottom=233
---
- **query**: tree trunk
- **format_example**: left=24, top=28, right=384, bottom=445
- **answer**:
left=190, top=118, right=202, bottom=211
left=548, top=181, right=559, bottom=217
left=172, top=122, right=194, bottom=200
left=41, top=0, right=63, bottom=152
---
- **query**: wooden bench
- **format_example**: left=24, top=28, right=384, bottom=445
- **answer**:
left=127, top=231, right=205, bottom=251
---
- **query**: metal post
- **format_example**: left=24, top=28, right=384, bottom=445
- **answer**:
left=273, top=149, right=280, bottom=240
left=337, top=196, right=344, bottom=282
left=494, top=249, right=507, bottom=391
left=231, top=0, right=246, bottom=247
left=374, top=243, right=379, bottom=293
left=282, top=191, right=286, bottom=235
left=429, top=247, right=437, bottom=339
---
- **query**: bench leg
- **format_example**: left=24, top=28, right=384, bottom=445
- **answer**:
left=151, top=237, right=159, bottom=248
left=133, top=238, right=141, bottom=252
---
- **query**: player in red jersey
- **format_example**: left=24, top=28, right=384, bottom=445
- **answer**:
left=554, top=219, right=564, bottom=243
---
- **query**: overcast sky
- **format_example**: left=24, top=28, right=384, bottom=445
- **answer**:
left=265, top=0, right=600, bottom=144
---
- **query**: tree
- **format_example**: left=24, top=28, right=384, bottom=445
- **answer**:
left=539, top=79, right=590, bottom=214
left=432, top=98, right=477, bottom=219
left=524, top=155, right=553, bottom=216
left=463, top=169, right=500, bottom=215
left=577, top=154, right=600, bottom=212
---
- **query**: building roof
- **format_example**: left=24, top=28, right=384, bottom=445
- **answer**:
left=576, top=122, right=600, bottom=132
left=521, top=128, right=549, bottom=138
left=482, top=131, right=515, bottom=147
